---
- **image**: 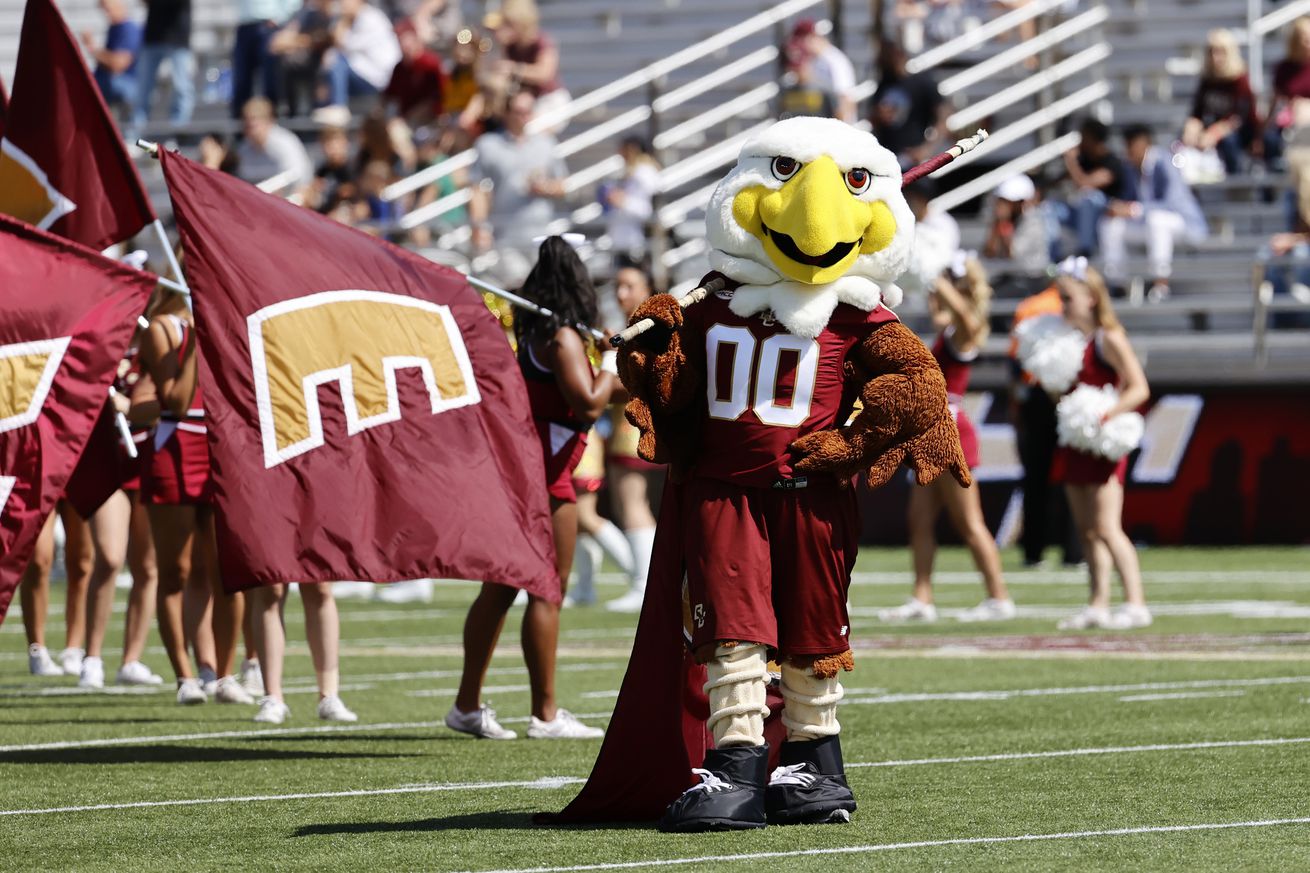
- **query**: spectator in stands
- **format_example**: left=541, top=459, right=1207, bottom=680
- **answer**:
left=323, top=0, right=402, bottom=108
left=1100, top=124, right=1208, bottom=302
left=468, top=90, right=568, bottom=287
left=303, top=125, right=356, bottom=213
left=236, top=96, right=314, bottom=195
left=198, top=132, right=240, bottom=175
left=1057, top=118, right=1125, bottom=258
left=779, top=52, right=837, bottom=120
left=600, top=136, right=659, bottom=265
left=985, top=174, right=1057, bottom=290
left=871, top=39, right=946, bottom=164
left=785, top=19, right=857, bottom=123
left=269, top=0, right=333, bottom=117
left=1256, top=230, right=1310, bottom=328
left=1182, top=29, right=1277, bottom=176
left=384, top=20, right=450, bottom=127
left=1271, top=17, right=1310, bottom=136
left=353, top=110, right=416, bottom=177
left=82, top=0, right=143, bottom=120
left=409, top=0, right=463, bottom=51
left=445, top=28, right=484, bottom=120
left=231, top=0, right=299, bottom=119
left=492, top=0, right=569, bottom=127
left=356, top=160, right=402, bottom=235
left=408, top=124, right=469, bottom=246
left=134, top=0, right=195, bottom=132
left=898, top=179, right=960, bottom=295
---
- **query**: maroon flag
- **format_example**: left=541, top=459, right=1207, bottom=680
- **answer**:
left=0, top=0, right=155, bottom=250
left=159, top=149, right=558, bottom=599
left=0, top=214, right=156, bottom=623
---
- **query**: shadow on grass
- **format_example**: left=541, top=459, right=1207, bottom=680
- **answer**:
left=295, top=811, right=649, bottom=836
left=0, top=718, right=172, bottom=727
left=0, top=745, right=413, bottom=766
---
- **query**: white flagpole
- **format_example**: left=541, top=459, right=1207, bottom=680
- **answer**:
left=465, top=275, right=605, bottom=342
left=107, top=386, right=138, bottom=459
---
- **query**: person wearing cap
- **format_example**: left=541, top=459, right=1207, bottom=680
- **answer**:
left=786, top=19, right=857, bottom=123
left=985, top=174, right=1057, bottom=288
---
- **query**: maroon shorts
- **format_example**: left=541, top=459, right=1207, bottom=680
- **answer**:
left=1052, top=445, right=1127, bottom=486
left=142, top=425, right=214, bottom=505
left=534, top=419, right=588, bottom=503
left=682, top=475, right=859, bottom=658
left=954, top=407, right=980, bottom=470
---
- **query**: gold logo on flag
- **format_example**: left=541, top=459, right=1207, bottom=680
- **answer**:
left=0, top=337, right=72, bottom=434
left=0, top=139, right=76, bottom=230
left=248, top=290, right=482, bottom=468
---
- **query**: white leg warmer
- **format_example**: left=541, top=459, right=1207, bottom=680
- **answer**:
left=594, top=520, right=635, bottom=577
left=625, top=526, right=656, bottom=593
left=780, top=663, right=844, bottom=741
left=703, top=643, right=770, bottom=747
left=570, top=534, right=602, bottom=603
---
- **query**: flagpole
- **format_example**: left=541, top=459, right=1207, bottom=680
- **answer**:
left=465, top=275, right=605, bottom=342
left=134, top=139, right=191, bottom=300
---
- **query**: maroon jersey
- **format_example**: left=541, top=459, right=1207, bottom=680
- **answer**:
left=1072, top=328, right=1117, bottom=391
left=518, top=333, right=585, bottom=430
left=931, top=328, right=975, bottom=402
left=683, top=291, right=898, bottom=487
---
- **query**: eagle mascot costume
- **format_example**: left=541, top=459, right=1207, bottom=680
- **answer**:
left=546, top=116, right=972, bottom=831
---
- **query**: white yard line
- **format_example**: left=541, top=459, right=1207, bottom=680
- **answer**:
left=0, top=776, right=585, bottom=817
left=851, top=600, right=1310, bottom=621
left=847, top=736, right=1310, bottom=769
left=843, top=675, right=1310, bottom=705
left=452, top=818, right=1310, bottom=873
left=1119, top=690, right=1248, bottom=702
left=849, top=570, right=1310, bottom=586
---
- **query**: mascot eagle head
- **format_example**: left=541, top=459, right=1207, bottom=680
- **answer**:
left=705, top=117, right=914, bottom=337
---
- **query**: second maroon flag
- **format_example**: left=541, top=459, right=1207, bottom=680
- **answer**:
left=159, top=149, right=559, bottom=599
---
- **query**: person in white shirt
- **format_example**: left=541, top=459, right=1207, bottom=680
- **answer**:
left=602, top=136, right=659, bottom=263
left=236, top=96, right=315, bottom=196
left=789, top=19, right=857, bottom=122
left=323, top=0, right=401, bottom=106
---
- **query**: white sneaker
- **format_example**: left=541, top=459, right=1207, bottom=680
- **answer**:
left=239, top=658, right=265, bottom=696
left=254, top=696, right=291, bottom=724
left=957, top=598, right=1018, bottom=622
left=877, top=598, right=938, bottom=622
left=198, top=666, right=218, bottom=697
left=527, top=708, right=604, bottom=740
left=605, top=588, right=647, bottom=614
left=28, top=644, right=64, bottom=677
left=375, top=579, right=433, bottom=603
left=1057, top=605, right=1113, bottom=630
left=444, top=703, right=517, bottom=740
left=317, top=695, right=358, bottom=722
left=59, top=647, right=85, bottom=676
left=176, top=678, right=207, bottom=705
left=214, top=675, right=255, bottom=704
left=78, top=656, right=105, bottom=689
left=1109, top=603, right=1153, bottom=629
left=332, top=581, right=375, bottom=600
left=117, top=661, right=164, bottom=686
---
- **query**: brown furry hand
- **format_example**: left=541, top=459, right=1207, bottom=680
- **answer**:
left=789, top=429, right=865, bottom=483
left=616, top=295, right=701, bottom=416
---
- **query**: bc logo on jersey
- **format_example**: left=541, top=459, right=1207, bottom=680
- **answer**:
left=248, top=290, right=481, bottom=468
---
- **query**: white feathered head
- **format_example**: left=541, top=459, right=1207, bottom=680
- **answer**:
left=705, top=117, right=915, bottom=308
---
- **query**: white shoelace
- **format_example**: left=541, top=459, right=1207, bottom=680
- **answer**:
left=769, top=764, right=817, bottom=788
left=684, top=768, right=732, bottom=794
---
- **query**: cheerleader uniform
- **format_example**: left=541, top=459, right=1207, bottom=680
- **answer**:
left=606, top=405, right=660, bottom=472
left=141, top=316, right=213, bottom=505
left=520, top=335, right=590, bottom=503
left=64, top=350, right=150, bottom=518
left=1052, top=329, right=1128, bottom=485
left=932, top=328, right=980, bottom=470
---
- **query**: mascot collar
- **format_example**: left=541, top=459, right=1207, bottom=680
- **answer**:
left=725, top=274, right=900, bottom=340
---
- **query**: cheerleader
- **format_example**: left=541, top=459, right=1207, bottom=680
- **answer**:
left=20, top=503, right=93, bottom=676
left=602, top=261, right=661, bottom=614
left=1049, top=259, right=1151, bottom=630
left=134, top=291, right=252, bottom=704
left=566, top=431, right=634, bottom=608
left=879, top=255, right=1014, bottom=623
left=66, top=344, right=162, bottom=688
left=247, top=583, right=356, bottom=724
left=448, top=236, right=620, bottom=740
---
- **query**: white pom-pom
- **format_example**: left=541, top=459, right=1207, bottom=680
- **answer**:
left=1056, top=384, right=1145, bottom=461
left=1015, top=314, right=1086, bottom=395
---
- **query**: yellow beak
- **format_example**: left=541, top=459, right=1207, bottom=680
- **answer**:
left=732, top=155, right=898, bottom=285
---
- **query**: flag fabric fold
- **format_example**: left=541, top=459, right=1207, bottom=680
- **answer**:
left=0, top=214, right=156, bottom=623
left=158, top=148, right=558, bottom=600
left=0, top=0, right=155, bottom=250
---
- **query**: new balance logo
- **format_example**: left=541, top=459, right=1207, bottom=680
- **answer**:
left=248, top=290, right=481, bottom=468
left=0, top=337, right=71, bottom=434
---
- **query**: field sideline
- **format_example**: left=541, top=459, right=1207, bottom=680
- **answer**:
left=1, top=546, right=1308, bottom=871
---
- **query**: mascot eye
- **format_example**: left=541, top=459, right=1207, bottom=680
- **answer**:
left=845, top=168, right=872, bottom=195
left=771, top=156, right=801, bottom=181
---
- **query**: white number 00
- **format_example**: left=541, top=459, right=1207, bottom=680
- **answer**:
left=705, top=325, right=819, bottom=427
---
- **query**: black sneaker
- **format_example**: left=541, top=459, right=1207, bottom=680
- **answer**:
left=659, top=744, right=769, bottom=832
left=765, top=736, right=857, bottom=825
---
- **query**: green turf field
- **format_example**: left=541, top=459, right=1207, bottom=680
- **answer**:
left=2, top=546, right=1308, bottom=872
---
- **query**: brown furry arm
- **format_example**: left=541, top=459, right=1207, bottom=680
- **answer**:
left=616, top=295, right=706, bottom=465
left=789, top=321, right=972, bottom=489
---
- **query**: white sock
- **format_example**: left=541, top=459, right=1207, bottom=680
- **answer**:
left=570, top=534, right=602, bottom=602
left=594, top=520, right=634, bottom=576
left=625, top=527, right=656, bottom=593
left=780, top=663, right=844, bottom=741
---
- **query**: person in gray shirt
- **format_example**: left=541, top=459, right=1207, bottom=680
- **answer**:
left=469, top=91, right=568, bottom=286
left=236, top=97, right=314, bottom=196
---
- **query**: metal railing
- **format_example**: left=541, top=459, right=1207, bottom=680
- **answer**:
left=1249, top=0, right=1310, bottom=95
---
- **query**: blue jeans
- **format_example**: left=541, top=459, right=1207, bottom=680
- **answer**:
left=94, top=67, right=138, bottom=116
left=1258, top=241, right=1310, bottom=328
left=324, top=53, right=378, bottom=106
left=231, top=20, right=282, bottom=117
left=134, top=44, right=196, bottom=126
left=1055, top=189, right=1108, bottom=257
